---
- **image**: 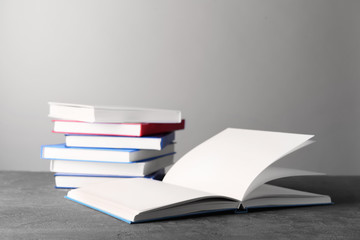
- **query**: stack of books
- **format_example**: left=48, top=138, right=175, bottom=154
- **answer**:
left=41, top=102, right=185, bottom=189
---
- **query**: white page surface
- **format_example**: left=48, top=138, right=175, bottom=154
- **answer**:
left=67, top=178, right=228, bottom=221
left=242, top=166, right=323, bottom=200
left=242, top=184, right=331, bottom=208
left=163, top=128, right=313, bottom=201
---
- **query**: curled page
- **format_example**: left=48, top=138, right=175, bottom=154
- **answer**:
left=242, top=166, right=324, bottom=201
left=163, top=128, right=313, bottom=201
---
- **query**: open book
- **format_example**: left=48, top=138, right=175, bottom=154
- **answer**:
left=66, top=128, right=332, bottom=223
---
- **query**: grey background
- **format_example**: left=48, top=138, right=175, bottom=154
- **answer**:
left=0, top=0, right=359, bottom=174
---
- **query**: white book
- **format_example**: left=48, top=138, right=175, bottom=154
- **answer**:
left=54, top=170, right=165, bottom=189
left=65, top=132, right=175, bottom=150
left=48, top=102, right=181, bottom=123
left=66, top=128, right=332, bottom=223
left=50, top=154, right=174, bottom=176
left=41, top=143, right=175, bottom=163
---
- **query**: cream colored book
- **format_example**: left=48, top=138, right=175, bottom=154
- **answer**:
left=66, top=128, right=332, bottom=223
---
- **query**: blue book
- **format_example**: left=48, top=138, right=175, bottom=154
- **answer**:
left=55, top=169, right=165, bottom=189
left=65, top=132, right=175, bottom=150
left=65, top=129, right=332, bottom=223
left=41, top=143, right=175, bottom=163
left=48, top=154, right=174, bottom=176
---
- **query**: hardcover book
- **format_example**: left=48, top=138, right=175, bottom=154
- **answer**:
left=65, top=132, right=175, bottom=150
left=52, top=120, right=185, bottom=137
left=54, top=169, right=165, bottom=189
left=41, top=143, right=175, bottom=163
left=49, top=102, right=182, bottom=123
left=65, top=128, right=332, bottom=223
left=49, top=154, right=174, bottom=176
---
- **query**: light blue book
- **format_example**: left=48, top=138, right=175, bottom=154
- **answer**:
left=55, top=169, right=165, bottom=189
left=41, top=143, right=175, bottom=163
left=48, top=153, right=174, bottom=176
left=65, top=132, right=175, bottom=150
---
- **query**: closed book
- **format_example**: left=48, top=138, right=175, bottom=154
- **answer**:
left=50, top=154, right=174, bottom=176
left=49, top=102, right=181, bottom=123
left=52, top=120, right=185, bottom=137
left=65, top=132, right=175, bottom=150
left=41, top=143, right=175, bottom=163
left=54, top=169, right=165, bottom=189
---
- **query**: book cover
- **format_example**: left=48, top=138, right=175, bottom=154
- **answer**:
left=48, top=102, right=182, bottom=123
left=49, top=154, right=175, bottom=176
left=65, top=132, right=175, bottom=150
left=41, top=143, right=175, bottom=163
left=52, top=120, right=185, bottom=137
left=55, top=169, right=165, bottom=189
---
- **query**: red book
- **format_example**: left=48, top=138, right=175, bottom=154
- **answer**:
left=52, top=120, right=185, bottom=137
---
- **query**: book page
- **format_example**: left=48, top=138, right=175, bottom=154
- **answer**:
left=67, top=178, right=237, bottom=222
left=242, top=166, right=324, bottom=200
left=242, top=184, right=331, bottom=208
left=163, top=128, right=313, bottom=201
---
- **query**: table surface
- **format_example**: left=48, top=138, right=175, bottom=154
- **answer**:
left=1, top=172, right=359, bottom=240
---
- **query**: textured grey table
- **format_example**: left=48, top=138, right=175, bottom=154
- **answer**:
left=1, top=172, right=359, bottom=240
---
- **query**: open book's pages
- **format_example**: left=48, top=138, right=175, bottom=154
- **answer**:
left=66, top=175, right=330, bottom=223
left=242, top=184, right=331, bottom=209
left=41, top=143, right=175, bottom=163
left=55, top=169, right=165, bottom=189
left=53, top=120, right=185, bottom=137
left=163, top=128, right=315, bottom=200
left=66, top=178, right=240, bottom=223
left=65, top=132, right=175, bottom=150
left=50, top=154, right=174, bottom=176
left=48, top=102, right=182, bottom=123
left=66, top=128, right=332, bottom=223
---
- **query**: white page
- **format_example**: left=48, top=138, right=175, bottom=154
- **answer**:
left=242, top=184, right=331, bottom=208
left=67, top=178, right=233, bottom=222
left=242, top=166, right=324, bottom=200
left=244, top=184, right=325, bottom=200
left=163, top=128, right=313, bottom=201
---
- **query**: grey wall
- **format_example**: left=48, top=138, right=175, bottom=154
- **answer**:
left=0, top=0, right=359, bottom=174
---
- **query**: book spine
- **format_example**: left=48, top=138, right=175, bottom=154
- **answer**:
left=141, top=120, right=185, bottom=136
left=40, top=145, right=45, bottom=158
left=160, top=132, right=175, bottom=149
